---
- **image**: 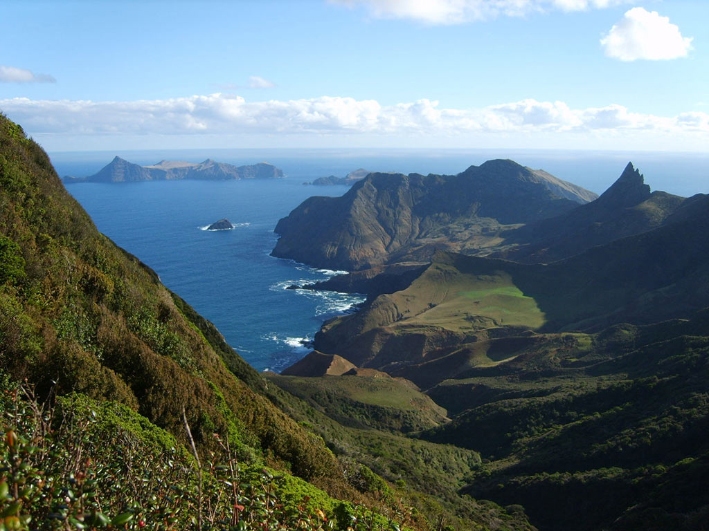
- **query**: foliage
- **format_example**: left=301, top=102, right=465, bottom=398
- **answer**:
left=421, top=314, right=709, bottom=531
left=0, top=383, right=411, bottom=531
left=0, top=112, right=344, bottom=487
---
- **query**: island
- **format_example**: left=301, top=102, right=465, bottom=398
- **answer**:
left=63, top=156, right=284, bottom=183
left=206, top=218, right=234, bottom=231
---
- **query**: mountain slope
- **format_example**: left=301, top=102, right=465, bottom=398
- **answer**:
left=272, top=159, right=597, bottom=271
left=421, top=312, right=709, bottom=531
left=0, top=114, right=341, bottom=483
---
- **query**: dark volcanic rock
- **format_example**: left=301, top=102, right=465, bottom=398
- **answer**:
left=302, top=263, right=427, bottom=299
left=207, top=218, right=233, bottom=231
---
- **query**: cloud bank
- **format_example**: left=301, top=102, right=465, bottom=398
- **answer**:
left=601, top=8, right=693, bottom=61
left=330, top=0, right=634, bottom=24
left=2, top=94, right=706, bottom=140
left=0, top=65, right=56, bottom=83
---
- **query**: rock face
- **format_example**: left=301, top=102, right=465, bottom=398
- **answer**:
left=207, top=218, right=233, bottom=231
left=273, top=159, right=597, bottom=271
left=66, top=157, right=284, bottom=183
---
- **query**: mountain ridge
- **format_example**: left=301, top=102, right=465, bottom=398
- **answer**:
left=273, top=159, right=597, bottom=271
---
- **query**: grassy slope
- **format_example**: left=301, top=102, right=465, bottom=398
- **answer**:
left=307, top=225, right=709, bottom=529
left=0, top=114, right=343, bottom=484
left=266, top=372, right=448, bottom=433
left=0, top=114, right=537, bottom=531
left=266, top=375, right=535, bottom=531
left=315, top=209, right=709, bottom=385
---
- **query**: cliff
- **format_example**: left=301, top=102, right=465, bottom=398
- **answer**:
left=273, top=159, right=597, bottom=271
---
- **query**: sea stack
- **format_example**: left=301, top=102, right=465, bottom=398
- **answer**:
left=207, top=218, right=233, bottom=230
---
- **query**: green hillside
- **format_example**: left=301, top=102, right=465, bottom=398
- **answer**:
left=0, top=114, right=540, bottom=530
left=300, top=205, right=709, bottom=529
left=0, top=114, right=339, bottom=482
left=422, top=313, right=709, bottom=530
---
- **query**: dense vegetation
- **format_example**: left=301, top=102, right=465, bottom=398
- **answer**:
left=0, top=114, right=341, bottom=483
left=0, top=114, right=538, bottom=530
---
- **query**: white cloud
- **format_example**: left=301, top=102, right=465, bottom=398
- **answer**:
left=0, top=65, right=56, bottom=83
left=329, top=0, right=633, bottom=24
left=601, top=7, right=693, bottom=61
left=489, top=99, right=582, bottom=129
left=248, top=76, right=276, bottom=89
left=2, top=94, right=707, bottom=143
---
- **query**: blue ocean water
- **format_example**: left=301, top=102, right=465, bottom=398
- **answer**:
left=55, top=149, right=709, bottom=372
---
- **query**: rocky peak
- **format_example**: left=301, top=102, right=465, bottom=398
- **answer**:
left=596, top=162, right=651, bottom=208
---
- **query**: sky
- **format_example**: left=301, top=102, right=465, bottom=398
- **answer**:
left=0, top=0, right=707, bottom=152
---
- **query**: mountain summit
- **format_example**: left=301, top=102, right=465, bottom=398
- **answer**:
left=594, top=162, right=652, bottom=208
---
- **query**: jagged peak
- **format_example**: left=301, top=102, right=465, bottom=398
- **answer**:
left=111, top=155, right=128, bottom=163
left=618, top=162, right=642, bottom=183
left=597, top=162, right=651, bottom=207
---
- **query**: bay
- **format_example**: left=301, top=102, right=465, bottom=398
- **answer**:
left=55, top=149, right=709, bottom=372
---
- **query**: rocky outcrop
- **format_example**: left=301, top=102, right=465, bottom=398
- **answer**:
left=302, top=263, right=427, bottom=299
left=66, top=157, right=284, bottom=183
left=280, top=351, right=357, bottom=377
left=207, top=218, right=233, bottom=230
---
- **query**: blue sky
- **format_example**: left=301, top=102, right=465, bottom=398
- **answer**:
left=0, top=0, right=707, bottom=151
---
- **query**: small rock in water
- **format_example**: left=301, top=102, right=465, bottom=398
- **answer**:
left=207, top=218, right=233, bottom=230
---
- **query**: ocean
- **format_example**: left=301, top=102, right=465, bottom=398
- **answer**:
left=53, top=149, right=709, bottom=372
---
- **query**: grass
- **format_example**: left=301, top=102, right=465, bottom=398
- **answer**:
left=373, top=263, right=546, bottom=334
left=268, top=373, right=448, bottom=433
